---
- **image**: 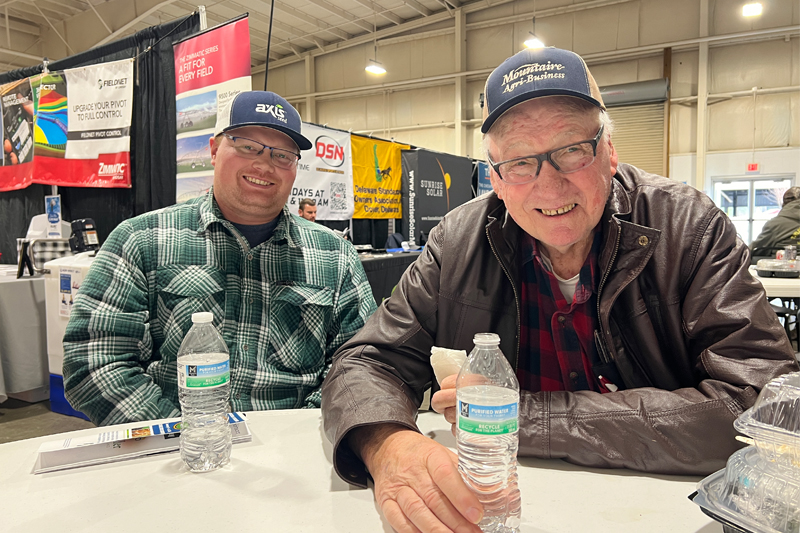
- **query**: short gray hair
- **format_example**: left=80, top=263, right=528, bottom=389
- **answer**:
left=482, top=97, right=614, bottom=161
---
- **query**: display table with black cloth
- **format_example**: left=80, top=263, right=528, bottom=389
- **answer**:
left=359, top=251, right=421, bottom=305
left=0, top=268, right=49, bottom=404
left=0, top=409, right=717, bottom=532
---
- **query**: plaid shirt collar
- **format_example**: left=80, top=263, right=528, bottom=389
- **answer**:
left=198, top=188, right=301, bottom=248
left=520, top=230, right=600, bottom=307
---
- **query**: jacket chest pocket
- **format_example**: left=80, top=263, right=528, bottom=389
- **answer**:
left=155, top=264, right=226, bottom=355
left=267, top=283, right=334, bottom=373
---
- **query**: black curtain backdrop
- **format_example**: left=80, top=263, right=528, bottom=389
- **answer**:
left=0, top=14, right=201, bottom=264
left=318, top=218, right=402, bottom=249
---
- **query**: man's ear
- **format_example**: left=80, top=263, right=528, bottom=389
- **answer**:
left=209, top=136, right=219, bottom=167
left=606, top=137, right=618, bottom=176
left=489, top=169, right=504, bottom=200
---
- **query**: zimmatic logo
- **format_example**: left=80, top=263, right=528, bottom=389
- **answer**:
left=98, top=162, right=126, bottom=180
left=315, top=135, right=344, bottom=167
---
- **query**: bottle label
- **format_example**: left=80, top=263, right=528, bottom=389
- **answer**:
left=178, top=360, right=230, bottom=389
left=457, top=401, right=518, bottom=435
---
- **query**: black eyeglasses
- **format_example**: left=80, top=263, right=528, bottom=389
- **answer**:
left=222, top=133, right=300, bottom=169
left=488, top=124, right=604, bottom=185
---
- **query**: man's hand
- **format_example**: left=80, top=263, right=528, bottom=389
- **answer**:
left=349, top=423, right=483, bottom=533
left=431, top=375, right=458, bottom=435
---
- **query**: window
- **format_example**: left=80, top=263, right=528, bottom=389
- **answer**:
left=712, top=176, right=794, bottom=244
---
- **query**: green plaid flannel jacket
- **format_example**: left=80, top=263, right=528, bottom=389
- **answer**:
left=63, top=190, right=377, bottom=425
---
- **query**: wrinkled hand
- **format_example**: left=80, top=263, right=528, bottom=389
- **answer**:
left=353, top=424, right=483, bottom=533
left=431, top=375, right=458, bottom=435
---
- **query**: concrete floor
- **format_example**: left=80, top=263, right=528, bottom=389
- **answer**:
left=0, top=398, right=94, bottom=444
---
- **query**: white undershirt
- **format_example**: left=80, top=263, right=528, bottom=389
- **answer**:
left=539, top=253, right=580, bottom=303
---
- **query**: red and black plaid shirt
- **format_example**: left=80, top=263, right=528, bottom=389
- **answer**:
left=517, top=231, right=602, bottom=393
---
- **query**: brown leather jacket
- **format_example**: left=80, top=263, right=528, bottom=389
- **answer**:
left=322, top=163, right=798, bottom=486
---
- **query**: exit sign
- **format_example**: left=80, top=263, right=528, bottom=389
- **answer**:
left=746, top=163, right=760, bottom=173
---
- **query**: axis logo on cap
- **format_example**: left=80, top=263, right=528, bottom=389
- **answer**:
left=255, top=103, right=287, bottom=123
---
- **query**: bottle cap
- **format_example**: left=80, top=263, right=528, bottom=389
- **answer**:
left=473, top=332, right=500, bottom=345
left=191, top=312, right=214, bottom=323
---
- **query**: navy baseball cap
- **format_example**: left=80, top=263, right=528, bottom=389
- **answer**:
left=481, top=47, right=605, bottom=134
left=214, top=91, right=312, bottom=151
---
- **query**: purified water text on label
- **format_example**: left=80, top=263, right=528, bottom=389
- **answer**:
left=458, top=400, right=518, bottom=434
left=178, top=354, right=230, bottom=390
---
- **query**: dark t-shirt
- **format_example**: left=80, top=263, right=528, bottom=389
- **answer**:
left=231, top=218, right=280, bottom=248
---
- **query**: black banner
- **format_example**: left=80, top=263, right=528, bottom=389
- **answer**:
left=401, top=149, right=473, bottom=245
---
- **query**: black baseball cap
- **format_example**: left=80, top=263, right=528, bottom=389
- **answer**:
left=482, top=47, right=605, bottom=134
left=214, top=91, right=312, bottom=151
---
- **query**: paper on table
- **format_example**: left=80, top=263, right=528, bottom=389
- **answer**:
left=34, top=412, right=251, bottom=474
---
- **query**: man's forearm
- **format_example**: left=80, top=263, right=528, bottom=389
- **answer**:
left=347, top=422, right=414, bottom=472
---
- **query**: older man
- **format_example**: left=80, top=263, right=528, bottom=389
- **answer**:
left=321, top=48, right=798, bottom=533
left=63, top=91, right=376, bottom=425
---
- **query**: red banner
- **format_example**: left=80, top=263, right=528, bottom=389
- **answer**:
left=174, top=17, right=251, bottom=203
left=174, top=18, right=251, bottom=96
left=0, top=59, right=134, bottom=192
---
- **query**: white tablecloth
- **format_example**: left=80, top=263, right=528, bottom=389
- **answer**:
left=0, top=409, right=719, bottom=532
left=0, top=270, right=49, bottom=404
left=750, top=266, right=800, bottom=299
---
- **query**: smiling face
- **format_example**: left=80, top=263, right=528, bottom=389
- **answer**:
left=210, top=125, right=299, bottom=225
left=486, top=96, right=618, bottom=259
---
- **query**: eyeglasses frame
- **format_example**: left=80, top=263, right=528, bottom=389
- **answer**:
left=488, top=123, right=605, bottom=185
left=221, top=133, right=301, bottom=168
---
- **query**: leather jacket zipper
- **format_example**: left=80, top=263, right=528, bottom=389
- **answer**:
left=486, top=224, right=522, bottom=372
left=595, top=223, right=621, bottom=364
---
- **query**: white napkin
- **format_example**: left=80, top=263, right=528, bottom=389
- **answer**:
left=430, top=347, right=467, bottom=385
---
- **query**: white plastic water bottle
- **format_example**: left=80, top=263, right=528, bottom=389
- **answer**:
left=177, top=312, right=231, bottom=472
left=456, top=333, right=521, bottom=533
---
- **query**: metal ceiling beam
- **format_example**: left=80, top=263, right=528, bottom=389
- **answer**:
left=273, top=1, right=351, bottom=41
left=32, top=2, right=74, bottom=54
left=400, top=0, right=431, bottom=17
left=37, top=0, right=83, bottom=17
left=92, top=0, right=181, bottom=47
left=311, top=35, right=327, bottom=52
left=304, top=0, right=374, bottom=33
left=0, top=44, right=40, bottom=60
left=83, top=0, right=112, bottom=35
left=351, top=0, right=403, bottom=25
left=0, top=14, right=40, bottom=35
left=289, top=42, right=303, bottom=58
left=250, top=0, right=519, bottom=73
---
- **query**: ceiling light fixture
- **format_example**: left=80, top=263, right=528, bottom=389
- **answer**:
left=742, top=3, right=762, bottom=17
left=524, top=32, right=545, bottom=49
left=524, top=5, right=544, bottom=49
left=365, top=58, right=386, bottom=75
left=365, top=10, right=386, bottom=75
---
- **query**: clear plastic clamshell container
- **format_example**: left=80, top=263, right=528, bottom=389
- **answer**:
left=755, top=259, right=800, bottom=279
left=696, top=447, right=800, bottom=533
left=693, top=372, right=800, bottom=533
left=735, top=372, right=800, bottom=469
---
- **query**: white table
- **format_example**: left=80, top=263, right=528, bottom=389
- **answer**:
left=0, top=270, right=49, bottom=404
left=0, top=409, right=719, bottom=532
left=750, top=266, right=800, bottom=299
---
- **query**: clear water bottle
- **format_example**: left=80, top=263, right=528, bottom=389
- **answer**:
left=177, top=312, right=232, bottom=472
left=456, top=333, right=521, bottom=533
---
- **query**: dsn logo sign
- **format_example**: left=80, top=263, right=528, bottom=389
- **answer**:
left=315, top=136, right=344, bottom=167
